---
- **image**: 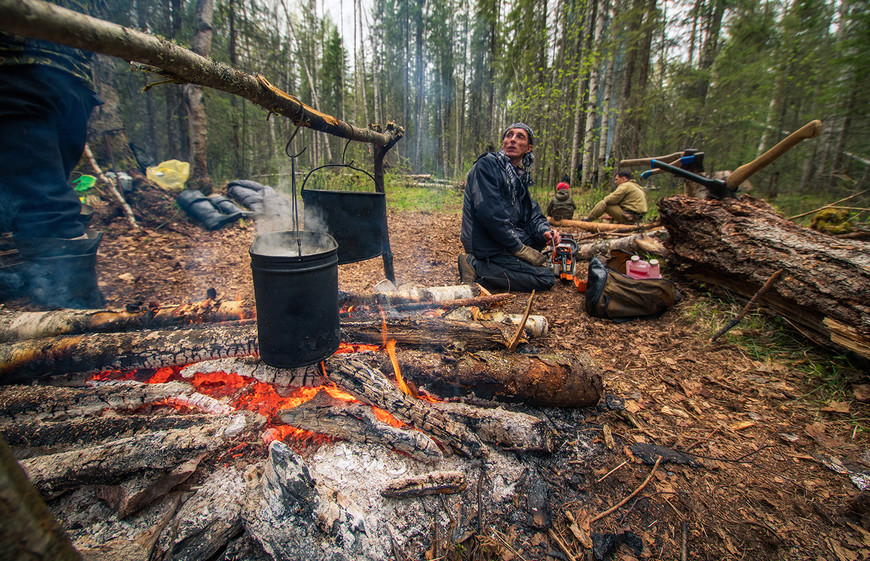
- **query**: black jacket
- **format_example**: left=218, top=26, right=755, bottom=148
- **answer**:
left=460, top=152, right=550, bottom=258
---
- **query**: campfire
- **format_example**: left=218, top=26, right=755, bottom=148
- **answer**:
left=0, top=283, right=604, bottom=559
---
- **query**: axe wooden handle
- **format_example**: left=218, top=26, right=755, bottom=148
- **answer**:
left=727, top=120, right=822, bottom=188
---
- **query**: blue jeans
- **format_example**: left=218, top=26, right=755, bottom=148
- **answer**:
left=0, top=64, right=99, bottom=239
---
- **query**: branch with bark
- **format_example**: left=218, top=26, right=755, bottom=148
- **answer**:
left=0, top=0, right=403, bottom=147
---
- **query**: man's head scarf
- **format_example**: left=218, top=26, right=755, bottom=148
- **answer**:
left=503, top=123, right=535, bottom=146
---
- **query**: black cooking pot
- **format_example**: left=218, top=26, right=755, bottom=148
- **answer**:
left=249, top=231, right=339, bottom=368
left=301, top=164, right=386, bottom=265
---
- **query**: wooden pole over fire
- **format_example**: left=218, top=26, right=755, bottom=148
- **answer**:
left=0, top=0, right=404, bottom=280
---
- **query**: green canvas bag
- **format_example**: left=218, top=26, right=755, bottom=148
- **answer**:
left=584, top=256, right=679, bottom=321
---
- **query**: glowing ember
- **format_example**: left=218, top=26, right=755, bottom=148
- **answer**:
left=335, top=342, right=381, bottom=354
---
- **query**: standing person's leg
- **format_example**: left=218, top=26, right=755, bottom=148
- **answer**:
left=474, top=253, right=556, bottom=292
left=0, top=66, right=104, bottom=308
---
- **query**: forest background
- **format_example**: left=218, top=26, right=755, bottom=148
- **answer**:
left=92, top=0, right=868, bottom=219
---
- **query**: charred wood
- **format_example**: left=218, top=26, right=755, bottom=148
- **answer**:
left=324, top=355, right=486, bottom=457
left=277, top=389, right=443, bottom=464
left=380, top=349, right=604, bottom=408
left=0, top=324, right=259, bottom=383
left=1, top=315, right=540, bottom=382
left=659, top=195, right=870, bottom=359
left=0, top=412, right=217, bottom=456
left=96, top=454, right=204, bottom=518
left=0, top=381, right=199, bottom=423
left=426, top=400, right=556, bottom=453
left=20, top=421, right=226, bottom=496
left=380, top=470, right=466, bottom=498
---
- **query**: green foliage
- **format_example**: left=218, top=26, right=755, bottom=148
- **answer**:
left=385, top=184, right=463, bottom=213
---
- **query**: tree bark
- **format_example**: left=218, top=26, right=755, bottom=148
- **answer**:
left=659, top=195, right=870, bottom=359
left=184, top=0, right=215, bottom=194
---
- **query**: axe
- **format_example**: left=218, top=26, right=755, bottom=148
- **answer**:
left=649, top=120, right=822, bottom=200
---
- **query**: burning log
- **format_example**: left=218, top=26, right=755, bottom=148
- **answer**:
left=277, top=389, right=443, bottom=464
left=19, top=420, right=227, bottom=496
left=0, top=324, right=259, bottom=383
left=181, top=356, right=327, bottom=387
left=0, top=314, right=540, bottom=382
left=659, top=195, right=870, bottom=359
left=381, top=349, right=604, bottom=408
left=324, top=355, right=486, bottom=457
left=0, top=381, right=207, bottom=422
left=0, top=299, right=255, bottom=343
left=380, top=470, right=466, bottom=498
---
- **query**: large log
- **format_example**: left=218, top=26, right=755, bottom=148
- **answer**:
left=381, top=349, right=604, bottom=408
left=659, top=195, right=870, bottom=359
left=0, top=314, right=541, bottom=382
left=575, top=230, right=669, bottom=260
left=0, top=299, right=255, bottom=343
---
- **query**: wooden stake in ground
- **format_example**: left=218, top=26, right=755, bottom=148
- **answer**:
left=508, top=290, right=535, bottom=351
left=711, top=269, right=783, bottom=342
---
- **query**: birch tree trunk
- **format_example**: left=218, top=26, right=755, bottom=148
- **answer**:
left=581, top=0, right=606, bottom=189
left=185, top=0, right=215, bottom=194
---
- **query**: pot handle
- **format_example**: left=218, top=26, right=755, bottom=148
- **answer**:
left=301, top=162, right=377, bottom=194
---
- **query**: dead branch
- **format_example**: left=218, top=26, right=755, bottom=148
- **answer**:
left=711, top=269, right=783, bottom=342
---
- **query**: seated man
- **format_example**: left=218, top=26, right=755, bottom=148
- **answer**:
left=458, top=123, right=560, bottom=292
left=585, top=171, right=648, bottom=224
left=546, top=180, right=576, bottom=221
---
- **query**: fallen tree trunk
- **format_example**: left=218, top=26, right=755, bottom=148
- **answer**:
left=659, top=195, right=870, bottom=359
left=380, top=349, right=604, bottom=408
left=0, top=299, right=255, bottom=343
left=575, top=230, right=669, bottom=260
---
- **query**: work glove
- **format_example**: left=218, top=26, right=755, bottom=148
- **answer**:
left=514, top=245, right=547, bottom=267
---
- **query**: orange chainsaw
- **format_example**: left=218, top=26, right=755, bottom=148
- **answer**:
left=547, top=234, right=579, bottom=281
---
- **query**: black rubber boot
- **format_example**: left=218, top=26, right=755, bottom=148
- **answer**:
left=176, top=190, right=238, bottom=231
left=15, top=231, right=105, bottom=309
left=209, top=195, right=251, bottom=221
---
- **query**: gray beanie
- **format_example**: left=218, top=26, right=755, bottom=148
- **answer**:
left=503, top=122, right=535, bottom=145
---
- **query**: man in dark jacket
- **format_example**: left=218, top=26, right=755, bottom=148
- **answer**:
left=0, top=0, right=105, bottom=308
left=458, top=123, right=560, bottom=292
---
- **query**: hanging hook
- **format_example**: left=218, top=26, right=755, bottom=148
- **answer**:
left=341, top=139, right=352, bottom=164
left=284, top=124, right=307, bottom=159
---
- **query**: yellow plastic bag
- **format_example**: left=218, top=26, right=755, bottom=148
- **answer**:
left=146, top=160, right=190, bottom=192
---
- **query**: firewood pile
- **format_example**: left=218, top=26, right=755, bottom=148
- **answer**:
left=0, top=284, right=605, bottom=559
